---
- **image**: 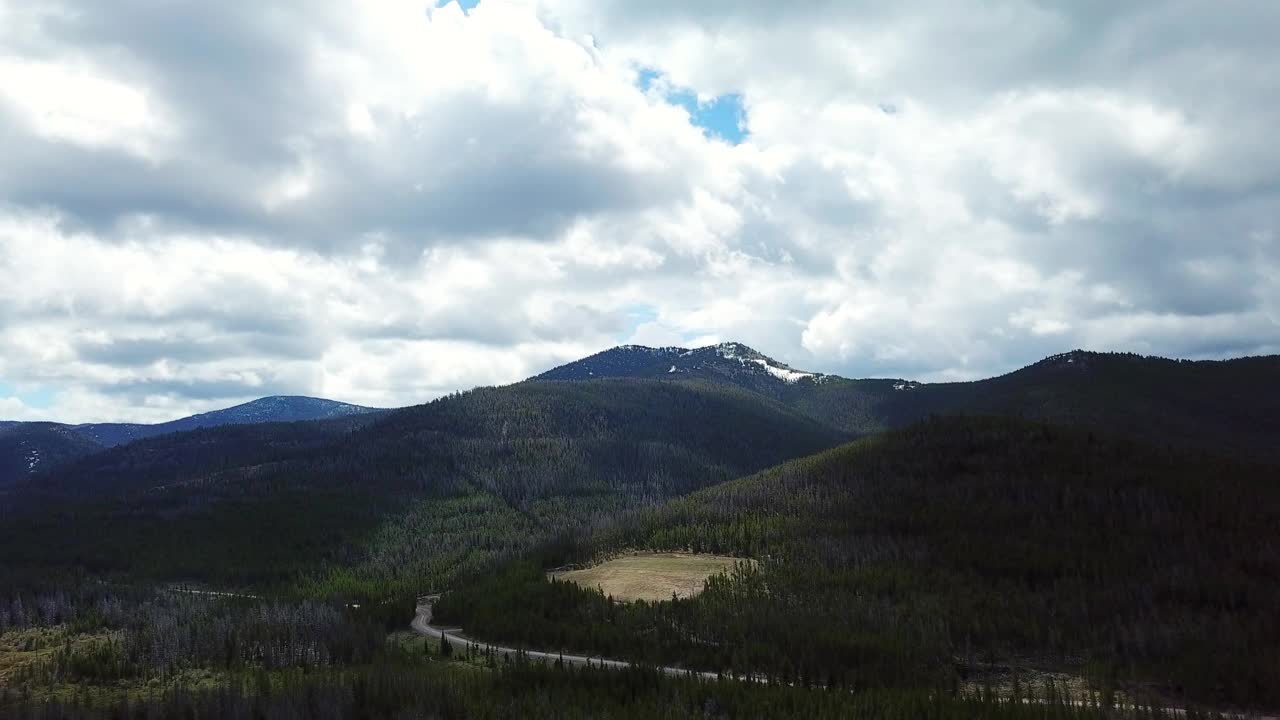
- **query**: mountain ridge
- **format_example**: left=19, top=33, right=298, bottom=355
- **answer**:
left=4, top=345, right=1278, bottom=710
left=6, top=344, right=1279, bottom=490
left=73, top=395, right=383, bottom=447
left=536, top=341, right=830, bottom=397
left=536, top=343, right=1280, bottom=461
left=0, top=395, right=383, bottom=486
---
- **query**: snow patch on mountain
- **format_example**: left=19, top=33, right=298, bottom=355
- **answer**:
left=535, top=341, right=828, bottom=388
left=710, top=342, right=819, bottom=384
left=749, top=358, right=816, bottom=384
left=715, top=343, right=742, bottom=361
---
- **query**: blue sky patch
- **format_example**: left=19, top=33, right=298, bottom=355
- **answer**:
left=637, top=69, right=663, bottom=93
left=619, top=304, right=659, bottom=341
left=0, top=380, right=56, bottom=411
left=638, top=69, right=747, bottom=145
left=436, top=0, right=479, bottom=13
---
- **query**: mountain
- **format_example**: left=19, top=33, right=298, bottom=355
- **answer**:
left=537, top=342, right=829, bottom=397
left=74, top=395, right=383, bottom=447
left=853, top=349, right=1280, bottom=460
left=537, top=344, right=1280, bottom=461
left=0, top=396, right=384, bottom=486
left=0, top=423, right=103, bottom=489
left=14, top=345, right=1273, bottom=583
left=4, top=345, right=1279, bottom=714
left=1, top=380, right=845, bottom=589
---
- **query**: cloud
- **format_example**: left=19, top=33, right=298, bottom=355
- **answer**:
left=0, top=0, right=1277, bottom=421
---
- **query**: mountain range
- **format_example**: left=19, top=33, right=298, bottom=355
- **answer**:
left=2, top=341, right=1278, bottom=711
left=6, top=343, right=1279, bottom=489
left=538, top=342, right=1280, bottom=458
left=6, top=341, right=1279, bottom=492
left=0, top=396, right=381, bottom=487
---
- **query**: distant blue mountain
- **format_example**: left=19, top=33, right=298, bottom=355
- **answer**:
left=75, top=396, right=382, bottom=447
left=0, top=396, right=383, bottom=485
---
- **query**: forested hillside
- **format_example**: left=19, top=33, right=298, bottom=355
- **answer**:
left=0, top=380, right=843, bottom=594
left=435, top=417, right=1280, bottom=709
left=537, top=347, right=1280, bottom=461
left=851, top=351, right=1280, bottom=461
left=0, top=424, right=102, bottom=489
left=3, top=348, right=1277, bottom=717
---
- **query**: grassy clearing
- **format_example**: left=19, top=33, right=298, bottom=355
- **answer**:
left=0, top=626, right=69, bottom=686
left=0, top=627, right=230, bottom=706
left=549, top=552, right=751, bottom=602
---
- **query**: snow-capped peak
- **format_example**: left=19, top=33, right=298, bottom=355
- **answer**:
left=715, top=342, right=740, bottom=360
left=706, top=343, right=819, bottom=384
left=535, top=341, right=825, bottom=387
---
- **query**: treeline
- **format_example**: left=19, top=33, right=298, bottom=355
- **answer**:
left=783, top=351, right=1280, bottom=463
left=433, top=557, right=944, bottom=690
left=4, top=591, right=392, bottom=688
left=437, top=417, right=1280, bottom=709
left=0, top=654, right=1228, bottom=720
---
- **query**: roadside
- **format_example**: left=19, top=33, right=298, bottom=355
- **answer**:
left=410, top=595, right=1278, bottom=719
left=410, top=595, right=754, bottom=682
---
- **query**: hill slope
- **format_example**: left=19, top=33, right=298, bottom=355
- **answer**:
left=0, top=423, right=103, bottom=489
left=436, top=416, right=1280, bottom=708
left=539, top=345, right=1280, bottom=460
left=1, top=379, right=845, bottom=591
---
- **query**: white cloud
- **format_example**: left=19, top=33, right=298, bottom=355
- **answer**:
left=0, top=0, right=1277, bottom=421
left=0, top=56, right=171, bottom=160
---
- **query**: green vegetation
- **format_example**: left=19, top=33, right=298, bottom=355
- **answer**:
left=539, top=346, right=1280, bottom=462
left=4, top=576, right=1222, bottom=718
left=1, top=380, right=843, bottom=595
left=0, top=646, right=1229, bottom=719
left=436, top=417, right=1280, bottom=709
left=784, top=352, right=1280, bottom=463
left=2, top=350, right=1278, bottom=717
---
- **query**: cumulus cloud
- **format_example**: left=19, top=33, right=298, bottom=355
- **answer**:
left=0, top=0, right=1276, bottom=421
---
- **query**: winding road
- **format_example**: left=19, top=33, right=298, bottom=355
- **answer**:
left=410, top=597, right=1280, bottom=718
left=410, top=595, right=743, bottom=681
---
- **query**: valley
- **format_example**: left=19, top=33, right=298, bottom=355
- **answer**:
left=5, top=1, right=1274, bottom=715
left=1, top=345, right=1277, bottom=718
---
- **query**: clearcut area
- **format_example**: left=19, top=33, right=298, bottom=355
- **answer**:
left=549, top=552, right=751, bottom=602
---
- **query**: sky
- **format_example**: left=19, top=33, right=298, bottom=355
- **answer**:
left=0, top=1, right=1277, bottom=423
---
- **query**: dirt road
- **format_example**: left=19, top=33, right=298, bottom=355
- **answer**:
left=410, top=596, right=1278, bottom=718
left=410, top=595, right=743, bottom=681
